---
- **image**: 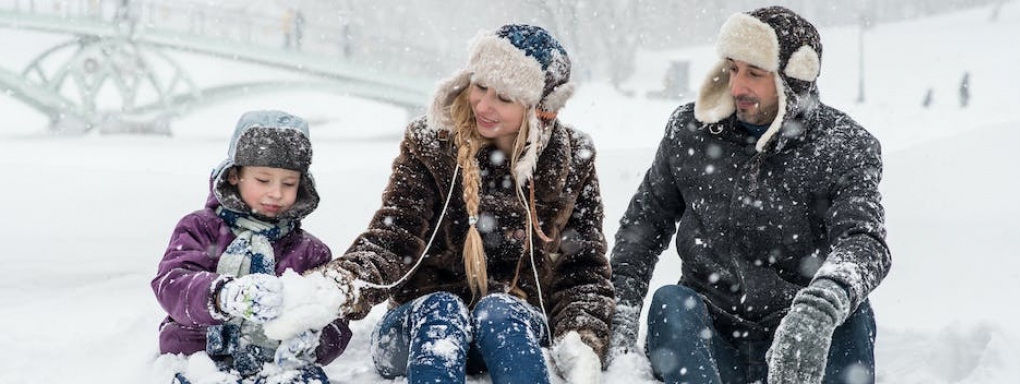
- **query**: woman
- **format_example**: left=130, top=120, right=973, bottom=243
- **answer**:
left=314, top=24, right=613, bottom=384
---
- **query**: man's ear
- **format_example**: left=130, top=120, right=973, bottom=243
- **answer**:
left=227, top=166, right=241, bottom=186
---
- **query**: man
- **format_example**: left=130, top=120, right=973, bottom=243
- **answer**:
left=608, top=6, right=890, bottom=384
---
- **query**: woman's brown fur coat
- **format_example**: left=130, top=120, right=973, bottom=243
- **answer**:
left=322, top=116, right=614, bottom=360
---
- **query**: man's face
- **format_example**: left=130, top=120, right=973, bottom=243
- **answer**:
left=727, top=59, right=779, bottom=126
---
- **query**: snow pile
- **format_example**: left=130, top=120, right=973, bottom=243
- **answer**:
left=604, top=351, right=658, bottom=383
left=876, top=323, right=1020, bottom=383
left=153, top=352, right=330, bottom=384
left=551, top=331, right=603, bottom=384
left=185, top=353, right=243, bottom=383
left=262, top=270, right=344, bottom=341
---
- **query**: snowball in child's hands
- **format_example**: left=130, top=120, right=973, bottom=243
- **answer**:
left=262, top=270, right=346, bottom=340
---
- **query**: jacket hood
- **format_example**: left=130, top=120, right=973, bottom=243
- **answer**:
left=211, top=110, right=320, bottom=221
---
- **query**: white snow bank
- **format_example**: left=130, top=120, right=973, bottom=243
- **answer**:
left=551, top=331, right=603, bottom=384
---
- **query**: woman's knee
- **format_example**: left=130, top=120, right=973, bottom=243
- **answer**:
left=372, top=292, right=471, bottom=378
left=472, top=293, right=543, bottom=340
left=414, top=291, right=470, bottom=322
left=372, top=305, right=414, bottom=378
left=473, top=293, right=524, bottom=320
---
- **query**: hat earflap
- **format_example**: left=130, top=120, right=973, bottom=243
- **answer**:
left=694, top=60, right=735, bottom=124
left=514, top=108, right=544, bottom=184
left=539, top=81, right=575, bottom=115
left=212, top=160, right=248, bottom=214
left=515, top=81, right=570, bottom=185
left=784, top=45, right=820, bottom=82
left=754, top=74, right=789, bottom=152
left=427, top=70, right=472, bottom=133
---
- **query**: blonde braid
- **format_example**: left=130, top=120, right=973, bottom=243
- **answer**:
left=451, top=89, right=489, bottom=300
left=449, top=88, right=537, bottom=302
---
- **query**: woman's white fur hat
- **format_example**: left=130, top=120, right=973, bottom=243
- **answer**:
left=428, top=24, right=575, bottom=184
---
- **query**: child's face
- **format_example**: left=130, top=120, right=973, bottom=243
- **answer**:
left=229, top=166, right=301, bottom=218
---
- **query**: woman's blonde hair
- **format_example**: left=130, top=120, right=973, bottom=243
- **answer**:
left=448, top=86, right=530, bottom=301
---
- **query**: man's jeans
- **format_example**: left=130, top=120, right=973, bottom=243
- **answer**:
left=646, top=284, right=876, bottom=384
left=371, top=291, right=550, bottom=384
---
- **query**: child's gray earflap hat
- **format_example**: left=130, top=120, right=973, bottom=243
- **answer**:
left=212, top=110, right=320, bottom=220
left=428, top=24, right=575, bottom=184
left=695, top=6, right=823, bottom=152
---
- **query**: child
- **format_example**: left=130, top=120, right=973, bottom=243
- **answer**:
left=152, top=110, right=351, bottom=384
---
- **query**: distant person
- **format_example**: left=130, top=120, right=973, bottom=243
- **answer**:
left=282, top=9, right=294, bottom=49
left=282, top=8, right=305, bottom=51
left=114, top=0, right=139, bottom=34
left=115, top=0, right=130, bottom=21
left=339, top=22, right=352, bottom=59
left=152, top=110, right=351, bottom=384
left=307, top=24, right=613, bottom=384
left=959, top=72, right=970, bottom=108
left=923, top=88, right=934, bottom=108
left=293, top=9, right=305, bottom=51
left=608, top=6, right=890, bottom=384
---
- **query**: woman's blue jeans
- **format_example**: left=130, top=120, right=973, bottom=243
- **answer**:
left=646, top=284, right=876, bottom=384
left=371, top=291, right=551, bottom=384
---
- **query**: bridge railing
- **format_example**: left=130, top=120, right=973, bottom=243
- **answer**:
left=2, top=0, right=448, bottom=79
left=0, top=0, right=441, bottom=134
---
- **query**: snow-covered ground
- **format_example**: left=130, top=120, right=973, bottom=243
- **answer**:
left=1, top=3, right=1018, bottom=383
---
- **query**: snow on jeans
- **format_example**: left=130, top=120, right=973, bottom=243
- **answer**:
left=645, top=284, right=876, bottom=384
left=371, top=291, right=551, bottom=384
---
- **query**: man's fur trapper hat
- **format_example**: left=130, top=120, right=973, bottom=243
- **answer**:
left=427, top=24, right=575, bottom=184
left=695, top=6, right=823, bottom=152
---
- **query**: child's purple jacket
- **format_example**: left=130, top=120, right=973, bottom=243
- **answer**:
left=152, top=192, right=351, bottom=365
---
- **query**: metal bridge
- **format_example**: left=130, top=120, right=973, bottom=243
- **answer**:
left=0, top=1, right=433, bottom=134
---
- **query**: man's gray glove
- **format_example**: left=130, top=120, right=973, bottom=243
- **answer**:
left=767, top=278, right=851, bottom=384
left=606, top=303, right=641, bottom=366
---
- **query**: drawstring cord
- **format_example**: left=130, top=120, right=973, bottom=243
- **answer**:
left=517, top=180, right=553, bottom=340
left=359, top=163, right=461, bottom=290
left=358, top=161, right=553, bottom=341
left=528, top=179, right=553, bottom=243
